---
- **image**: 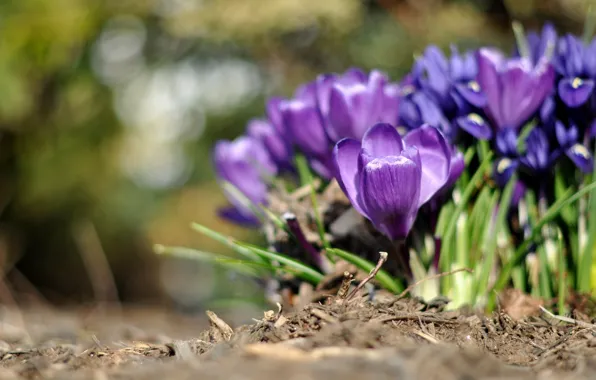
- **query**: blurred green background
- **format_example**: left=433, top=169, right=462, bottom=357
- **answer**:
left=0, top=0, right=588, bottom=312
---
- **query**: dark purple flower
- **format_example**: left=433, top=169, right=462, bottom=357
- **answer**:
left=455, top=112, right=492, bottom=140
left=515, top=23, right=557, bottom=64
left=554, top=35, right=596, bottom=108
left=555, top=121, right=593, bottom=172
left=246, top=118, right=293, bottom=171
left=398, top=91, right=452, bottom=137
left=493, top=128, right=520, bottom=186
left=213, top=136, right=276, bottom=226
left=477, top=48, right=555, bottom=134
left=316, top=68, right=400, bottom=142
left=519, top=128, right=552, bottom=175
left=333, top=123, right=451, bottom=240
left=417, top=45, right=485, bottom=114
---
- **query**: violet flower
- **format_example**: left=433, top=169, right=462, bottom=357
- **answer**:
left=246, top=118, right=293, bottom=171
left=333, top=123, right=451, bottom=240
left=316, top=68, right=400, bottom=142
left=279, top=82, right=334, bottom=178
left=493, top=128, right=520, bottom=186
left=477, top=48, right=555, bottom=136
left=515, top=23, right=557, bottom=65
left=554, top=35, right=596, bottom=108
left=213, top=136, right=276, bottom=226
left=554, top=121, right=593, bottom=173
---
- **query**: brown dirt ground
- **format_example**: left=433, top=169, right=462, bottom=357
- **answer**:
left=1, top=295, right=596, bottom=380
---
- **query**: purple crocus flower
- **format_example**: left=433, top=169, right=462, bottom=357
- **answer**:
left=246, top=118, right=293, bottom=171
left=279, top=82, right=334, bottom=178
left=316, top=68, right=400, bottom=142
left=333, top=123, right=451, bottom=240
left=554, top=121, right=593, bottom=173
left=477, top=48, right=555, bottom=135
left=554, top=35, right=596, bottom=108
left=417, top=45, right=485, bottom=114
left=398, top=90, right=452, bottom=138
left=519, top=128, right=553, bottom=175
left=515, top=23, right=557, bottom=65
left=213, top=136, right=276, bottom=226
left=493, top=128, right=520, bottom=186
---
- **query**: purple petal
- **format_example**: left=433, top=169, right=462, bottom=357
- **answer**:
left=281, top=100, right=329, bottom=157
left=493, top=157, right=518, bottom=186
left=361, top=123, right=404, bottom=158
left=446, top=148, right=465, bottom=188
left=217, top=206, right=261, bottom=228
left=266, top=97, right=286, bottom=135
left=454, top=81, right=486, bottom=108
left=456, top=113, right=493, bottom=140
left=309, top=152, right=335, bottom=180
left=332, top=138, right=368, bottom=217
left=327, top=85, right=356, bottom=142
left=565, top=144, right=593, bottom=173
left=380, top=82, right=401, bottom=125
left=247, top=119, right=292, bottom=168
left=558, top=77, right=594, bottom=108
left=403, top=125, right=452, bottom=207
left=477, top=48, right=505, bottom=128
left=360, top=155, right=421, bottom=240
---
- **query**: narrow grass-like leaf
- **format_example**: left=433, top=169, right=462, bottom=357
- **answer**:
left=326, top=248, right=404, bottom=293
left=295, top=154, right=329, bottom=249
left=512, top=21, right=531, bottom=60
left=583, top=4, right=596, bottom=45
left=557, top=229, right=567, bottom=315
left=191, top=222, right=266, bottom=264
left=537, top=244, right=553, bottom=299
left=488, top=178, right=596, bottom=310
left=579, top=153, right=596, bottom=292
left=221, top=181, right=287, bottom=231
left=473, top=175, right=515, bottom=302
left=440, top=152, right=493, bottom=272
left=154, top=245, right=263, bottom=277
left=235, top=241, right=324, bottom=284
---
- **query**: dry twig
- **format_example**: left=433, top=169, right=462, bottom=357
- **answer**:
left=345, top=251, right=388, bottom=302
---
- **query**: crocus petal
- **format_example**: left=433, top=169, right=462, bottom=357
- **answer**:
left=446, top=148, right=465, bottom=188
left=333, top=138, right=368, bottom=217
left=456, top=113, right=493, bottom=140
left=361, top=123, right=404, bottom=158
left=282, top=100, right=329, bottom=157
left=558, top=77, right=594, bottom=108
left=493, top=157, right=518, bottom=186
left=565, top=144, right=593, bottom=173
left=360, top=155, right=421, bottom=240
left=477, top=48, right=505, bottom=127
left=217, top=206, right=261, bottom=228
left=247, top=119, right=292, bottom=168
left=454, top=81, right=486, bottom=108
left=266, top=97, right=286, bottom=136
left=327, top=85, right=357, bottom=141
left=404, top=125, right=452, bottom=207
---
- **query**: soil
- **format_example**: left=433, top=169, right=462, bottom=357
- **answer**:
left=1, top=294, right=596, bottom=380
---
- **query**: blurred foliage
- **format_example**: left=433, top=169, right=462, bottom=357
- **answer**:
left=0, top=0, right=591, bottom=309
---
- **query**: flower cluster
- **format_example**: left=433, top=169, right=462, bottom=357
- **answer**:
left=213, top=23, right=596, bottom=246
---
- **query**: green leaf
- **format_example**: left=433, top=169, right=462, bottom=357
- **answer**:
left=235, top=242, right=324, bottom=284
left=473, top=174, right=516, bottom=303
left=579, top=151, right=596, bottom=292
left=154, top=245, right=263, bottom=277
left=191, top=222, right=266, bottom=264
left=488, top=178, right=596, bottom=310
left=440, top=151, right=493, bottom=272
left=326, top=248, right=404, bottom=293
left=295, top=154, right=329, bottom=249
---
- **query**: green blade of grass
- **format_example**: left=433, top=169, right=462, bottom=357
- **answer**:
left=537, top=244, right=553, bottom=299
left=488, top=178, right=596, bottom=310
left=326, top=248, right=404, bottom=293
left=191, top=222, right=266, bottom=264
left=557, top=228, right=567, bottom=315
left=473, top=175, right=515, bottom=303
left=439, top=151, right=493, bottom=272
left=579, top=153, right=596, bottom=292
left=295, top=154, right=329, bottom=249
left=221, top=181, right=287, bottom=231
left=154, top=245, right=263, bottom=277
left=234, top=241, right=324, bottom=284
